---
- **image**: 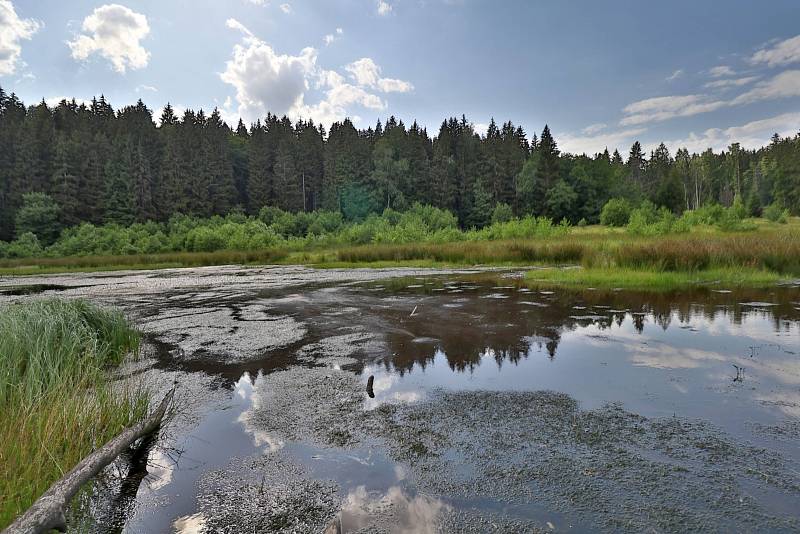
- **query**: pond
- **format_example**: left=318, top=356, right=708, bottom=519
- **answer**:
left=3, top=267, right=798, bottom=532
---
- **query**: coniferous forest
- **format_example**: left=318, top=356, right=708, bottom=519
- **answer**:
left=1, top=89, right=799, bottom=245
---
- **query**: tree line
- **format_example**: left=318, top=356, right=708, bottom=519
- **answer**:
left=1, top=87, right=798, bottom=242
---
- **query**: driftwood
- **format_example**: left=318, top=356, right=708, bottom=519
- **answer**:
left=4, top=388, right=175, bottom=534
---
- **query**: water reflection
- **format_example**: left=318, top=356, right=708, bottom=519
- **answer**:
left=333, top=486, right=449, bottom=533
left=355, top=280, right=800, bottom=438
left=362, top=280, right=800, bottom=376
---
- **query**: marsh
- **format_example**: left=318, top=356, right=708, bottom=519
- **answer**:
left=2, top=266, right=798, bottom=532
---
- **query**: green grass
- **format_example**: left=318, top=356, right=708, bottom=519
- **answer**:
left=524, top=267, right=784, bottom=291
left=1, top=221, right=798, bottom=292
left=0, top=248, right=288, bottom=276
left=0, top=299, right=147, bottom=529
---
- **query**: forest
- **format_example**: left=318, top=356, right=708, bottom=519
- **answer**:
left=0, top=88, right=799, bottom=251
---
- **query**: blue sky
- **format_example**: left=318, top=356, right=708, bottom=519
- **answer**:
left=1, top=0, right=799, bottom=154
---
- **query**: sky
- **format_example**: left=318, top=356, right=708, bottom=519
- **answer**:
left=1, top=0, right=799, bottom=155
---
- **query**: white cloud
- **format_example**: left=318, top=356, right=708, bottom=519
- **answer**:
left=67, top=4, right=150, bottom=73
left=296, top=67, right=386, bottom=125
left=620, top=70, right=800, bottom=126
left=751, top=34, right=800, bottom=67
left=346, top=57, right=380, bottom=86
left=135, top=84, right=157, bottom=92
left=709, top=65, right=735, bottom=78
left=345, top=57, right=413, bottom=92
left=0, top=0, right=41, bottom=76
left=662, top=112, right=800, bottom=153
left=226, top=18, right=253, bottom=38
left=581, top=123, right=607, bottom=135
left=558, top=127, right=647, bottom=156
left=279, top=3, right=291, bottom=13
left=665, top=69, right=683, bottom=82
left=324, top=28, right=342, bottom=46
left=620, top=69, right=800, bottom=126
left=703, top=76, right=759, bottom=89
left=731, top=69, right=800, bottom=105
left=377, top=0, right=392, bottom=15
left=620, top=94, right=726, bottom=126
left=377, top=77, right=413, bottom=93
left=221, top=21, right=409, bottom=127
left=221, top=18, right=316, bottom=121
left=245, top=0, right=267, bottom=5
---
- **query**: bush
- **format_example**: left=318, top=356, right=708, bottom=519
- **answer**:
left=470, top=216, right=569, bottom=240
left=679, top=204, right=725, bottom=226
left=491, top=203, right=514, bottom=225
left=600, top=198, right=632, bottom=227
left=15, top=192, right=62, bottom=246
left=4, top=232, right=44, bottom=258
left=763, top=203, right=789, bottom=224
left=627, top=203, right=679, bottom=236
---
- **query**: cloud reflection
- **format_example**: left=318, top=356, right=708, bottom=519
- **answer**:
left=336, top=485, right=449, bottom=533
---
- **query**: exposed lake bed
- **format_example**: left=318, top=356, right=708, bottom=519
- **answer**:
left=2, top=266, right=799, bottom=532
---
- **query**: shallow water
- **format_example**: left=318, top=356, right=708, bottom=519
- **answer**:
left=3, top=267, right=798, bottom=532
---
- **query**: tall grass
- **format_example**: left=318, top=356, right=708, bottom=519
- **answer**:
left=0, top=248, right=288, bottom=275
left=0, top=299, right=147, bottom=529
left=334, top=240, right=584, bottom=265
left=609, top=233, right=800, bottom=273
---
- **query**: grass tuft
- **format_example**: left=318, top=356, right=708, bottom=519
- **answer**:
left=0, top=299, right=147, bottom=529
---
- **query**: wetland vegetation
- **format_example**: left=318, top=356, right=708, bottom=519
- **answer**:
left=0, top=299, right=147, bottom=529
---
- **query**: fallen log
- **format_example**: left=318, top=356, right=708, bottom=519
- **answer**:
left=3, top=387, right=175, bottom=534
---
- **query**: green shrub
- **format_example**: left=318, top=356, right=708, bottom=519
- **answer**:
left=4, top=232, right=44, bottom=258
left=15, top=192, right=62, bottom=246
left=763, top=203, right=789, bottom=224
left=600, top=198, right=633, bottom=227
left=626, top=202, right=675, bottom=236
left=491, top=203, right=514, bottom=225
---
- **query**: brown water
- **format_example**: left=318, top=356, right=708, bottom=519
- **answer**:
left=3, top=267, right=798, bottom=532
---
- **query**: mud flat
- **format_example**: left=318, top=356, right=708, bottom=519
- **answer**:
left=2, top=266, right=798, bottom=532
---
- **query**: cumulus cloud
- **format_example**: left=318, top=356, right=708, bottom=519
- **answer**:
left=709, top=65, right=735, bottom=78
left=377, top=0, right=392, bottom=15
left=221, top=20, right=410, bottom=127
left=558, top=127, right=647, bottom=156
left=345, top=57, right=413, bottom=92
left=620, top=94, right=726, bottom=126
left=0, top=0, right=41, bottom=76
left=221, top=18, right=316, bottom=120
left=279, top=3, right=291, bottom=13
left=751, top=34, right=800, bottom=67
left=662, top=111, right=800, bottom=153
left=703, top=76, right=759, bottom=89
left=67, top=4, right=150, bottom=73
